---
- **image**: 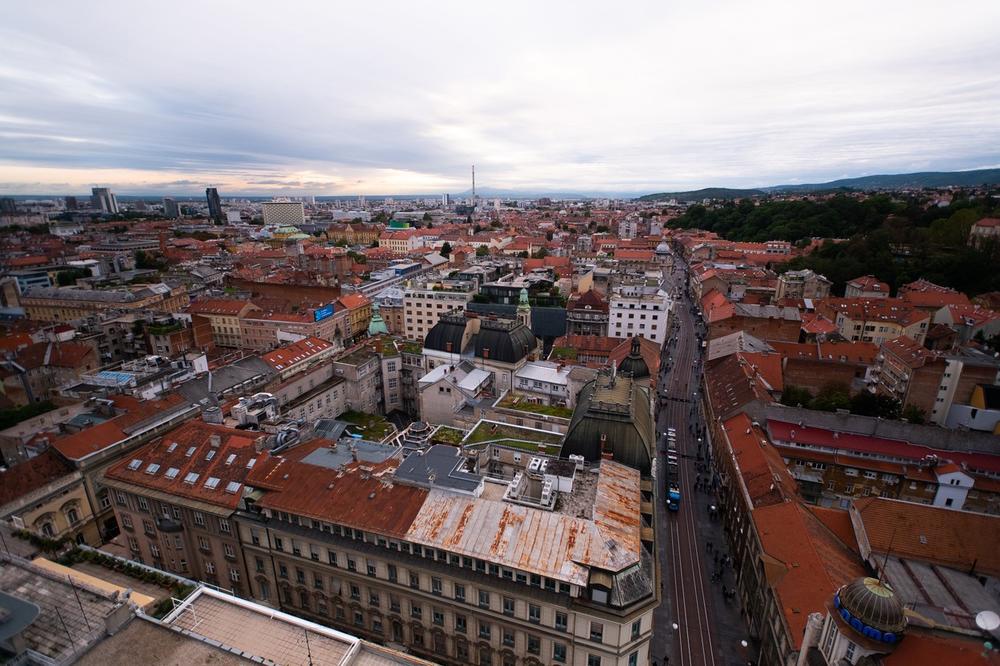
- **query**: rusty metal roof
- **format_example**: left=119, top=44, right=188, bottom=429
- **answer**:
left=403, top=460, right=642, bottom=585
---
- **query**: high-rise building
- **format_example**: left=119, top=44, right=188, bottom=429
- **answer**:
left=64, top=196, right=78, bottom=210
left=442, top=193, right=451, bottom=206
left=206, top=187, right=223, bottom=223
left=91, top=187, right=119, bottom=214
left=0, top=197, right=16, bottom=214
left=162, top=197, right=181, bottom=219
left=262, top=201, right=306, bottom=227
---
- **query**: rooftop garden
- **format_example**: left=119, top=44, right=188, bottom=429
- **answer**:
left=430, top=425, right=466, bottom=446
left=464, top=420, right=563, bottom=454
left=399, top=340, right=423, bottom=355
left=497, top=393, right=573, bottom=419
left=339, top=409, right=394, bottom=441
left=550, top=347, right=578, bottom=361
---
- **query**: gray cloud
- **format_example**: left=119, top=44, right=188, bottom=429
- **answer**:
left=1, top=0, right=999, bottom=195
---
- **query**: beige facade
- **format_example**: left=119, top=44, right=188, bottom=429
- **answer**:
left=403, top=282, right=476, bottom=341
left=20, top=284, right=190, bottom=323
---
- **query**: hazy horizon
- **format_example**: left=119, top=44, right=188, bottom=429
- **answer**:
left=2, top=0, right=999, bottom=196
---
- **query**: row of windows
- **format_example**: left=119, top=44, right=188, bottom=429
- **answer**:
left=116, top=491, right=230, bottom=533
left=261, top=517, right=572, bottom=595
left=267, top=575, right=637, bottom=666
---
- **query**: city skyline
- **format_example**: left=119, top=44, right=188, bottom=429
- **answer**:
left=2, top=0, right=999, bottom=196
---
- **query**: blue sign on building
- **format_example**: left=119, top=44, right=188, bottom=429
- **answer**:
left=314, top=303, right=335, bottom=322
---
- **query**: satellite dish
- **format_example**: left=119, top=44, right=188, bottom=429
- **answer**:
left=977, top=610, right=1000, bottom=632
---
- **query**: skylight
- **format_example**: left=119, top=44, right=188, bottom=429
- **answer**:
left=183, top=472, right=199, bottom=485
left=164, top=467, right=180, bottom=480
left=204, top=477, right=220, bottom=490
left=167, top=442, right=177, bottom=453
left=185, top=446, right=196, bottom=457
left=247, top=458, right=257, bottom=469
left=127, top=459, right=142, bottom=470
left=225, top=481, right=241, bottom=494
left=206, top=450, right=216, bottom=461
left=145, top=463, right=160, bottom=475
left=225, top=454, right=236, bottom=465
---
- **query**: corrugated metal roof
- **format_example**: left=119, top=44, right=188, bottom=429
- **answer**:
left=404, top=460, right=642, bottom=585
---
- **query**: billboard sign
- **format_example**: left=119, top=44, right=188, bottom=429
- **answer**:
left=314, top=303, right=335, bottom=322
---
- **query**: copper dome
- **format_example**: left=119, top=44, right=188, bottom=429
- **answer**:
left=837, top=577, right=907, bottom=636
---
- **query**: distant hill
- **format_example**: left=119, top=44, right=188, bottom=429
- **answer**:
left=639, top=168, right=1000, bottom=201
left=638, top=187, right=766, bottom=202
left=768, top=168, right=1000, bottom=192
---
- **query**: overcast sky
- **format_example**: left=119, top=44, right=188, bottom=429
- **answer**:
left=2, top=0, right=999, bottom=196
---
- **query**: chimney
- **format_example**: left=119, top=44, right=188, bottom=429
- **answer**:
left=210, top=434, right=221, bottom=447
left=254, top=435, right=268, bottom=453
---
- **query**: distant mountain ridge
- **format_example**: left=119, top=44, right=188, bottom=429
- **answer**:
left=637, top=187, right=765, bottom=202
left=639, top=168, right=1000, bottom=201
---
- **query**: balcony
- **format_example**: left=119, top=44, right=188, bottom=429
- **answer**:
left=156, top=517, right=184, bottom=533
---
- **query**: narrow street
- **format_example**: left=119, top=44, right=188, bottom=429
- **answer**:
left=652, top=254, right=755, bottom=666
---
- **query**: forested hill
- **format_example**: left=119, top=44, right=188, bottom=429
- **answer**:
left=668, top=195, right=899, bottom=242
left=769, top=168, right=1000, bottom=192
left=664, top=193, right=1000, bottom=297
left=638, top=187, right=765, bottom=201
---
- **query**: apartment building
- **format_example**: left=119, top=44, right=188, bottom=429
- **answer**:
left=844, top=275, right=889, bottom=299
left=236, top=439, right=656, bottom=666
left=187, top=298, right=261, bottom=348
left=817, top=298, right=929, bottom=346
left=608, top=281, right=671, bottom=344
left=872, top=336, right=1000, bottom=424
left=565, top=289, right=609, bottom=337
left=0, top=449, right=96, bottom=544
left=20, top=283, right=190, bottom=323
left=775, top=269, right=832, bottom=300
left=403, top=280, right=477, bottom=341
left=49, top=393, right=199, bottom=542
left=102, top=419, right=260, bottom=590
left=332, top=347, right=384, bottom=415
left=337, top=293, right=373, bottom=341
left=261, top=337, right=337, bottom=381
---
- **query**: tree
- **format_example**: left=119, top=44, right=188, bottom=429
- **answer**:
left=901, top=404, right=926, bottom=424
left=422, top=212, right=432, bottom=222
left=532, top=247, right=549, bottom=259
left=849, top=391, right=901, bottom=419
left=545, top=230, right=554, bottom=241
left=780, top=385, right=813, bottom=408
left=56, top=268, right=89, bottom=286
left=810, top=383, right=851, bottom=412
left=476, top=245, right=490, bottom=257
left=440, top=242, right=452, bottom=257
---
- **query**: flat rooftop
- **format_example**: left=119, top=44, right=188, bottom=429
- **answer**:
left=0, top=554, right=121, bottom=663
left=163, top=588, right=431, bottom=666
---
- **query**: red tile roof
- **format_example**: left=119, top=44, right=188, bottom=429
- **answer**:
left=767, top=420, right=1000, bottom=474
left=885, top=632, right=1000, bottom=666
left=0, top=449, right=75, bottom=507
left=852, top=496, right=1000, bottom=578
left=754, top=501, right=865, bottom=648
left=105, top=420, right=260, bottom=510
left=336, top=293, right=371, bottom=310
left=188, top=299, right=251, bottom=316
left=15, top=341, right=96, bottom=370
left=248, top=438, right=427, bottom=538
left=721, top=413, right=796, bottom=507
left=52, top=394, right=189, bottom=460
left=262, top=337, right=333, bottom=371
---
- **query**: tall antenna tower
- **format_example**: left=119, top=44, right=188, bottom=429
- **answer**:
left=471, top=164, right=476, bottom=207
